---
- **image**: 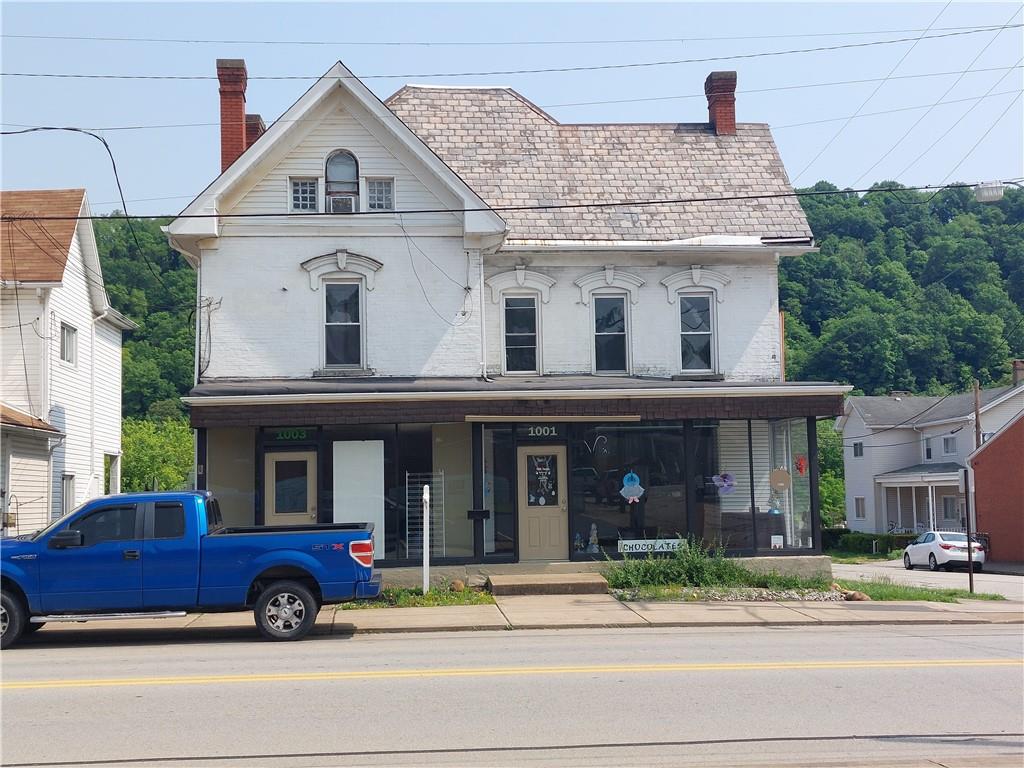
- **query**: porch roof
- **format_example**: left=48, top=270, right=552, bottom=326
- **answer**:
left=876, top=462, right=964, bottom=486
left=0, top=402, right=61, bottom=436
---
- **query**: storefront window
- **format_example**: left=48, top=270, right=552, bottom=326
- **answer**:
left=483, top=427, right=516, bottom=556
left=750, top=419, right=814, bottom=551
left=693, top=420, right=754, bottom=551
left=568, top=424, right=686, bottom=558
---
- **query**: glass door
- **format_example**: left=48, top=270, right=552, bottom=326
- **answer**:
left=264, top=451, right=317, bottom=526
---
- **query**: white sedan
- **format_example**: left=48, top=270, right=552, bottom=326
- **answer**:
left=904, top=531, right=986, bottom=572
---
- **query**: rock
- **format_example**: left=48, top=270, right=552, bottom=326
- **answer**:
left=845, top=590, right=872, bottom=601
left=450, top=579, right=466, bottom=592
left=830, top=582, right=844, bottom=592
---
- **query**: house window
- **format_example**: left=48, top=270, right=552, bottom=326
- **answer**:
left=942, top=496, right=959, bottom=522
left=924, top=437, right=933, bottom=460
left=981, top=432, right=994, bottom=443
left=678, top=293, right=714, bottom=372
left=942, top=436, right=957, bottom=455
left=503, top=295, right=539, bottom=374
left=60, top=323, right=76, bottom=365
left=324, top=282, right=362, bottom=368
left=853, top=442, right=864, bottom=458
left=325, top=150, right=359, bottom=213
left=366, top=178, right=394, bottom=211
left=593, top=295, right=628, bottom=374
left=61, top=474, right=75, bottom=516
left=290, top=178, right=318, bottom=212
left=854, top=496, right=865, bottom=519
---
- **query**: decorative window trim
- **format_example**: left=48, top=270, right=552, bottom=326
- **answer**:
left=501, top=291, right=542, bottom=375
left=486, top=267, right=556, bottom=304
left=677, top=289, right=717, bottom=374
left=660, top=265, right=730, bottom=304
left=301, top=250, right=383, bottom=291
left=574, top=266, right=645, bottom=305
left=322, top=278, right=365, bottom=370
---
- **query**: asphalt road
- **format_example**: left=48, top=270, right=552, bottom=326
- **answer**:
left=832, top=559, right=1024, bottom=600
left=2, top=624, right=1022, bottom=767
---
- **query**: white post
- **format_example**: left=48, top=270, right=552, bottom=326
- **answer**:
left=422, top=483, right=430, bottom=594
left=896, top=487, right=902, bottom=530
left=927, top=485, right=936, bottom=530
left=912, top=486, right=918, bottom=529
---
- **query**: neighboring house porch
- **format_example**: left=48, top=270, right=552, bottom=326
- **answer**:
left=876, top=462, right=965, bottom=533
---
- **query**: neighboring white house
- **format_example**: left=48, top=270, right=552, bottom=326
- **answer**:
left=0, top=189, right=136, bottom=535
left=837, top=367, right=1024, bottom=535
left=167, top=60, right=850, bottom=565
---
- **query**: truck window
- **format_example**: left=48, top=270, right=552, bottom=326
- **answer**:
left=153, top=503, right=186, bottom=539
left=205, top=497, right=224, bottom=533
left=73, top=505, right=138, bottom=545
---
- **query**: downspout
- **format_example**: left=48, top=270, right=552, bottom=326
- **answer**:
left=477, top=250, right=493, bottom=382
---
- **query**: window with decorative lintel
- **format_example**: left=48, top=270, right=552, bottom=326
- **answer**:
left=660, top=266, right=730, bottom=374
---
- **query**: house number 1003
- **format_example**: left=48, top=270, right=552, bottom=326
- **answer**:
left=527, top=426, right=558, bottom=437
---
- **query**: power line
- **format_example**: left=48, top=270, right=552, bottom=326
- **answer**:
left=841, top=393, right=954, bottom=442
left=850, top=6, right=1022, bottom=187
left=4, top=221, right=38, bottom=416
left=1, top=23, right=1012, bottom=47
left=792, top=0, right=954, bottom=184
left=0, top=180, right=993, bottom=223
left=844, top=425, right=963, bottom=449
left=2, top=25, right=1020, bottom=82
left=896, top=57, right=1024, bottom=179
left=940, top=91, right=1023, bottom=185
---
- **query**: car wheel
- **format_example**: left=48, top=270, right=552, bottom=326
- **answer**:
left=254, top=580, right=318, bottom=642
left=904, top=553, right=913, bottom=570
left=1, top=591, right=27, bottom=650
left=928, top=554, right=942, bottom=572
left=972, top=563, right=983, bottom=573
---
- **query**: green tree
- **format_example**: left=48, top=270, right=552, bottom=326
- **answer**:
left=121, top=418, right=194, bottom=492
left=818, top=473, right=846, bottom=528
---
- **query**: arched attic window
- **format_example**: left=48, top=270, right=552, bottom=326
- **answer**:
left=326, top=150, right=359, bottom=213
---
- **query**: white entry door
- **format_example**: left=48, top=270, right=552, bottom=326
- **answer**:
left=332, top=441, right=385, bottom=559
left=264, top=451, right=317, bottom=525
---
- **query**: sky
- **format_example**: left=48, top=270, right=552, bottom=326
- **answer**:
left=2, top=0, right=1022, bottom=215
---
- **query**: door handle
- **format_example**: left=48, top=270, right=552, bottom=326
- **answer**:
left=123, top=550, right=140, bottom=560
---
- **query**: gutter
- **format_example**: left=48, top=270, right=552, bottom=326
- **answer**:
left=183, top=383, right=852, bottom=407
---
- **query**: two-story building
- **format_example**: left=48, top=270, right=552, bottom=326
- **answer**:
left=168, top=60, right=849, bottom=565
left=838, top=364, right=1024, bottom=535
left=1, top=189, right=135, bottom=535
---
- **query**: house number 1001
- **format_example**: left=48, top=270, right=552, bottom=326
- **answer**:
left=527, top=426, right=558, bottom=437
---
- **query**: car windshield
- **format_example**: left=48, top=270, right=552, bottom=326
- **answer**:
left=30, top=503, right=88, bottom=541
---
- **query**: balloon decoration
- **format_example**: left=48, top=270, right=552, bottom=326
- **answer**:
left=712, top=472, right=736, bottom=495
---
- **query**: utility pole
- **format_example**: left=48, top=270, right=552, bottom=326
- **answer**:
left=966, top=379, right=982, bottom=595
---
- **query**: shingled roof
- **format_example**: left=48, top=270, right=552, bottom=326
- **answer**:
left=0, top=189, right=85, bottom=282
left=849, top=386, right=1022, bottom=428
left=386, top=86, right=812, bottom=244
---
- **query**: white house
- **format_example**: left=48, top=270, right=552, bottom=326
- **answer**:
left=167, top=60, right=850, bottom=565
left=837, top=365, right=1024, bottom=535
left=0, top=189, right=136, bottom=535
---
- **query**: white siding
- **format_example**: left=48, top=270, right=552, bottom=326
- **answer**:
left=981, top=390, right=1024, bottom=438
left=229, top=91, right=458, bottom=228
left=46, top=227, right=101, bottom=516
left=842, top=410, right=920, bottom=533
left=2, top=432, right=51, bottom=535
left=1, top=287, right=47, bottom=416
left=484, top=259, right=782, bottom=381
left=94, top=319, right=124, bottom=486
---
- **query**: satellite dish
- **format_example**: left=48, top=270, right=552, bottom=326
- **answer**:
left=770, top=469, right=792, bottom=491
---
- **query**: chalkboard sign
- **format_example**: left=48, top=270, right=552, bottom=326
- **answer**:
left=516, top=424, right=566, bottom=440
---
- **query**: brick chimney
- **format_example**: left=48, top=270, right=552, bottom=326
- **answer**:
left=217, top=59, right=248, bottom=172
left=705, top=71, right=737, bottom=136
left=1013, top=359, right=1024, bottom=387
left=245, top=113, right=266, bottom=149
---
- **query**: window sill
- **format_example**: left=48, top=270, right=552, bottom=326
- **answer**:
left=313, top=368, right=374, bottom=378
left=671, top=373, right=724, bottom=381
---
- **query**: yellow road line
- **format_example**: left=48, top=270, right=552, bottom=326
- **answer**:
left=2, top=658, right=1020, bottom=691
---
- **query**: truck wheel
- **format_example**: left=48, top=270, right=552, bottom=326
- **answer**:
left=1, top=592, right=27, bottom=650
left=254, top=580, right=318, bottom=641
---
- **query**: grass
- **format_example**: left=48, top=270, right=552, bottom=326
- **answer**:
left=835, top=578, right=1005, bottom=603
left=826, top=549, right=903, bottom=564
left=340, top=584, right=495, bottom=610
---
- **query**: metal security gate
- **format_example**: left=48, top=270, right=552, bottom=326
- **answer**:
left=405, top=471, right=445, bottom=558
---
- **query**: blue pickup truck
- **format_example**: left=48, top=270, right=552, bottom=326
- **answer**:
left=1, top=490, right=381, bottom=648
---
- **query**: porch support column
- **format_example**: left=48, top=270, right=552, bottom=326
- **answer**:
left=896, top=485, right=902, bottom=530
left=928, top=485, right=936, bottom=530
left=912, top=486, right=918, bottom=529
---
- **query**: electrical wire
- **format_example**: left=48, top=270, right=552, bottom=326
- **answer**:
left=0, top=180, right=993, bottom=223
left=939, top=91, right=1023, bottom=185
left=1, top=25, right=1019, bottom=82
left=791, top=0, right=954, bottom=184
left=844, top=425, right=964, bottom=449
left=397, top=214, right=473, bottom=328
left=840, top=393, right=954, bottom=442
left=4, top=221, right=38, bottom=416
left=849, top=6, right=1022, bottom=187
left=1, top=23, right=1013, bottom=47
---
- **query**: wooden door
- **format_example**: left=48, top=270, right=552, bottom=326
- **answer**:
left=264, top=451, right=317, bottom=526
left=517, top=445, right=568, bottom=561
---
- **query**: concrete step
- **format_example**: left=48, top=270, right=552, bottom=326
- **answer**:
left=487, top=573, right=608, bottom=596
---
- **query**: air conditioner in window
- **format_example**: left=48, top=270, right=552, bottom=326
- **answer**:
left=328, top=195, right=356, bottom=214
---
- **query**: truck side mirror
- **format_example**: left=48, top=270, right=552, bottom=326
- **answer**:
left=49, top=529, right=84, bottom=549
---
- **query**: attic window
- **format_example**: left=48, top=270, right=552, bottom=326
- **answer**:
left=290, top=178, right=318, bottom=212
left=366, top=178, right=394, bottom=211
left=326, top=150, right=359, bottom=213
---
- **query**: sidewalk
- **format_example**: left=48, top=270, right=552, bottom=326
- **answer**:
left=34, top=594, right=1023, bottom=642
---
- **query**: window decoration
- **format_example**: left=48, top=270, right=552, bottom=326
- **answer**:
left=660, top=266, right=730, bottom=304
left=300, top=250, right=383, bottom=291
left=486, top=267, right=556, bottom=304
left=574, top=266, right=645, bottom=305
